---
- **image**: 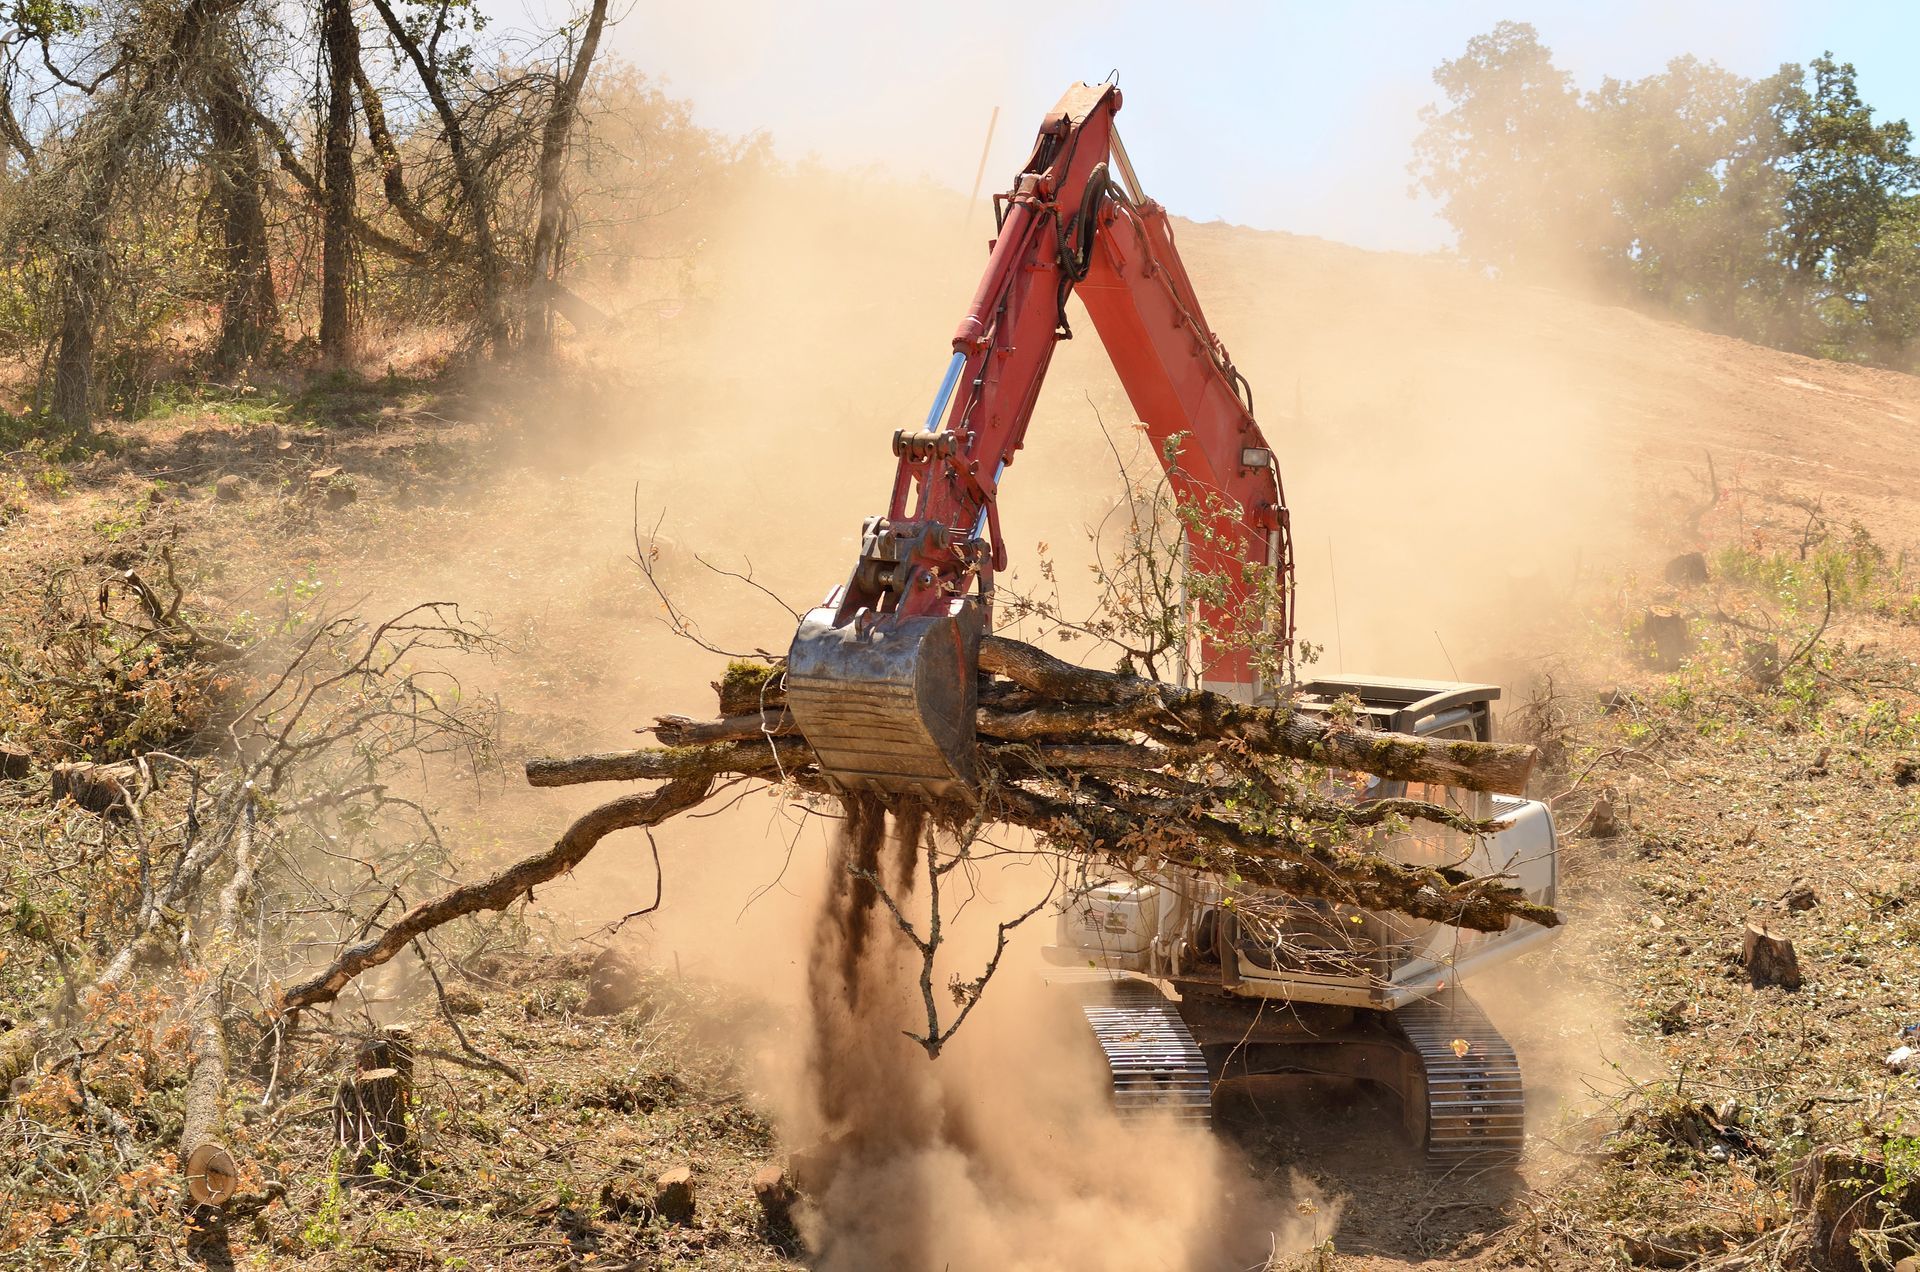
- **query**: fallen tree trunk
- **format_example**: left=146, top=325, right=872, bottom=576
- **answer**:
left=976, top=636, right=1536, bottom=794
left=180, top=787, right=255, bottom=1209
left=643, top=636, right=1534, bottom=796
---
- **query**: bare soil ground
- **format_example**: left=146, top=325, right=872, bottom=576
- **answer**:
left=3, top=212, right=1920, bottom=1270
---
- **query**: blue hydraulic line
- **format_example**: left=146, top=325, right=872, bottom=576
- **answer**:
left=923, top=350, right=967, bottom=433
left=973, top=460, right=1006, bottom=541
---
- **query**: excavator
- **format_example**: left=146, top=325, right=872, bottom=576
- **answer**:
left=784, top=82, right=1560, bottom=1164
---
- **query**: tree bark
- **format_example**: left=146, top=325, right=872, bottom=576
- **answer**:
left=46, top=0, right=248, bottom=431
left=201, top=44, right=277, bottom=369
left=51, top=177, right=109, bottom=434
left=370, top=0, right=509, bottom=349
left=179, top=788, right=255, bottom=1208
left=319, top=0, right=358, bottom=361
left=350, top=52, right=461, bottom=252
left=523, top=0, right=608, bottom=359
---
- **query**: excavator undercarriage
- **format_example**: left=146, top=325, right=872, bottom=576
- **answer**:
left=1054, top=974, right=1527, bottom=1163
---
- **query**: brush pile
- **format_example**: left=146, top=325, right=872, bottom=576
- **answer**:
left=283, top=632, right=1556, bottom=1015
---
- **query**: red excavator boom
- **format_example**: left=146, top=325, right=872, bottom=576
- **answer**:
left=787, top=82, right=1296, bottom=799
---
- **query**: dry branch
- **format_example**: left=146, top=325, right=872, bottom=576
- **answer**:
left=977, top=635, right=1536, bottom=795
left=179, top=788, right=255, bottom=1209
left=276, top=634, right=1557, bottom=1015
left=276, top=775, right=717, bottom=1013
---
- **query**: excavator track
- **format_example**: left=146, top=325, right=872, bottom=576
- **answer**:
left=1397, top=987, right=1526, bottom=1164
left=1060, top=976, right=1213, bottom=1127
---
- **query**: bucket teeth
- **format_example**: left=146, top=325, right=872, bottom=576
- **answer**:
left=785, top=603, right=981, bottom=801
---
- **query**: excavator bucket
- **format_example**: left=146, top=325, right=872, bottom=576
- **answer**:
left=784, top=604, right=981, bottom=801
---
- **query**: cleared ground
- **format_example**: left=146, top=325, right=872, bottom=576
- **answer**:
left=2, top=196, right=1918, bottom=1269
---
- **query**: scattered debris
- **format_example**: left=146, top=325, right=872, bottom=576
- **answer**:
left=1624, top=1096, right=1762, bottom=1161
left=1597, top=686, right=1641, bottom=714
left=598, top=1172, right=649, bottom=1220
left=1781, top=879, right=1819, bottom=912
left=1887, top=1046, right=1916, bottom=1074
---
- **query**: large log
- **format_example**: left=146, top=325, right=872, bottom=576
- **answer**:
left=648, top=638, right=1536, bottom=796
left=180, top=789, right=257, bottom=1210
left=977, top=636, right=1536, bottom=795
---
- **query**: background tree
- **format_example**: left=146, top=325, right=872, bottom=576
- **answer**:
left=1410, top=21, right=1589, bottom=278
left=1415, top=25, right=1920, bottom=370
left=319, top=0, right=358, bottom=360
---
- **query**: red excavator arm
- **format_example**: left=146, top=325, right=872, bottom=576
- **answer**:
left=787, top=82, right=1295, bottom=799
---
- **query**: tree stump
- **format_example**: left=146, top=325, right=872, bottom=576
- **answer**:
left=1742, top=639, right=1783, bottom=689
left=51, top=761, right=141, bottom=817
left=1664, top=552, right=1710, bottom=586
left=1577, top=788, right=1622, bottom=839
left=583, top=946, right=643, bottom=1016
left=751, top=1163, right=798, bottom=1229
left=1640, top=606, right=1692, bottom=670
left=654, top=1165, right=695, bottom=1225
left=1790, top=1145, right=1920, bottom=1271
left=0, top=744, right=28, bottom=780
left=1741, top=924, right=1802, bottom=990
left=332, top=1029, right=416, bottom=1173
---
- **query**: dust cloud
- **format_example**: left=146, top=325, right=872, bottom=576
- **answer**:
left=786, top=797, right=1328, bottom=1271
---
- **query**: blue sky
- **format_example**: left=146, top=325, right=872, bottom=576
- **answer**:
left=496, top=1, right=1920, bottom=252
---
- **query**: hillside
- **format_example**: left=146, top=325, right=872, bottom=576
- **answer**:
left=2, top=189, right=1918, bottom=1271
